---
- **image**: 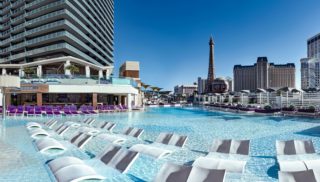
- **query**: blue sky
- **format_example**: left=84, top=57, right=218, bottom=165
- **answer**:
left=114, top=0, right=320, bottom=91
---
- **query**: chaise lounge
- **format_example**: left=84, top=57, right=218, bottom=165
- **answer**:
left=130, top=132, right=188, bottom=159
left=192, top=139, right=250, bottom=173
left=47, top=144, right=139, bottom=182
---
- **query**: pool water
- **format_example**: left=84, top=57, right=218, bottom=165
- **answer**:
left=1, top=107, right=320, bottom=182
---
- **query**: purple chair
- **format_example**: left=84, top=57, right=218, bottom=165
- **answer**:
left=86, top=106, right=96, bottom=114
left=80, top=105, right=90, bottom=115
left=16, top=106, right=24, bottom=116
left=70, top=105, right=79, bottom=115
left=46, top=106, right=54, bottom=116
left=27, top=106, right=35, bottom=116
left=53, top=106, right=61, bottom=116
left=63, top=106, right=72, bottom=116
left=35, top=106, right=42, bottom=116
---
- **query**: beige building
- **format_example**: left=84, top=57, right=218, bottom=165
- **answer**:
left=233, top=57, right=295, bottom=92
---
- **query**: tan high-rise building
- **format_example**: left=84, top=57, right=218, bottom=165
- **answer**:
left=233, top=57, right=295, bottom=92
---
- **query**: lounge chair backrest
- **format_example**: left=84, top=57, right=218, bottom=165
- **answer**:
left=279, top=170, right=317, bottom=182
left=276, top=140, right=315, bottom=155
left=98, top=145, right=139, bottom=173
left=70, top=132, right=93, bottom=148
left=122, top=127, right=144, bottom=138
left=210, top=139, right=250, bottom=155
left=100, top=122, right=116, bottom=131
left=154, top=162, right=226, bottom=182
left=84, top=118, right=95, bottom=125
left=55, top=124, right=70, bottom=135
left=156, top=133, right=188, bottom=147
left=46, top=119, right=57, bottom=128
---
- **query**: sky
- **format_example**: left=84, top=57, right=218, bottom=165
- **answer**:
left=114, top=0, right=320, bottom=91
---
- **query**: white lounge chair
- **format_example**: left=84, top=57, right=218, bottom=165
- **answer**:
left=69, top=131, right=94, bottom=149
left=54, top=121, right=80, bottom=136
left=29, top=128, right=50, bottom=138
left=97, top=127, right=144, bottom=145
left=54, top=164, right=105, bottom=182
left=35, top=138, right=66, bottom=153
left=26, top=119, right=57, bottom=130
left=99, top=121, right=116, bottom=131
left=130, top=132, right=188, bottom=159
left=276, top=140, right=320, bottom=173
left=154, top=162, right=226, bottom=182
left=279, top=169, right=320, bottom=182
left=122, top=127, right=144, bottom=138
left=47, top=145, right=139, bottom=182
left=193, top=139, right=250, bottom=173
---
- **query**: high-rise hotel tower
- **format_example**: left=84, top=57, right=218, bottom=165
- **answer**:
left=0, top=0, right=114, bottom=66
left=301, top=33, right=320, bottom=90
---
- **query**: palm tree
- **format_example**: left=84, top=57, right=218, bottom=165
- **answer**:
left=141, top=83, right=150, bottom=91
left=65, top=64, right=80, bottom=75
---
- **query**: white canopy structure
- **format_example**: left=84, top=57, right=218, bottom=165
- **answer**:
left=0, top=75, right=20, bottom=118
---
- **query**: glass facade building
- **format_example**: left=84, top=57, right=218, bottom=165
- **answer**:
left=0, top=0, right=114, bottom=66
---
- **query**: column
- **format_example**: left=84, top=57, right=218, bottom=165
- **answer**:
left=85, top=65, right=90, bottom=78
left=19, top=68, right=25, bottom=77
left=127, top=94, right=132, bottom=111
left=64, top=60, right=71, bottom=76
left=37, top=65, right=42, bottom=78
left=36, top=93, right=42, bottom=106
left=105, top=69, right=110, bottom=79
left=2, top=68, right=6, bottom=75
left=5, top=92, right=10, bottom=107
left=92, top=93, right=97, bottom=108
left=98, top=70, right=103, bottom=78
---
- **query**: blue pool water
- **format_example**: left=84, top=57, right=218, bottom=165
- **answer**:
left=1, top=107, right=320, bottom=181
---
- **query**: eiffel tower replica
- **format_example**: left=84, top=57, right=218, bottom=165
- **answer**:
left=206, top=36, right=215, bottom=93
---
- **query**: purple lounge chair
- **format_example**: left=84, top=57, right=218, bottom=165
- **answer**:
left=80, top=105, right=90, bottom=115
left=27, top=107, right=35, bottom=116
left=70, top=105, right=79, bottom=115
left=16, top=106, right=24, bottom=116
left=46, top=106, right=54, bottom=116
left=87, top=106, right=97, bottom=114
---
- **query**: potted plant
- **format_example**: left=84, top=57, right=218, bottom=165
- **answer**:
left=65, top=64, right=80, bottom=77
left=298, top=106, right=316, bottom=113
left=23, top=67, right=36, bottom=78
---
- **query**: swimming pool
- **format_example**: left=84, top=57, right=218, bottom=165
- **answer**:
left=1, top=106, right=320, bottom=181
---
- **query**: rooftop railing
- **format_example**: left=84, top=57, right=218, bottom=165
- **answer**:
left=20, top=74, right=137, bottom=87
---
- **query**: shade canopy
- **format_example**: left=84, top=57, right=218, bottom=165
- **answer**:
left=255, top=88, right=266, bottom=93
left=240, top=90, right=250, bottom=94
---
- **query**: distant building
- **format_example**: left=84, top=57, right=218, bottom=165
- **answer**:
left=119, top=61, right=140, bottom=81
left=233, top=57, right=295, bottom=92
left=197, top=77, right=207, bottom=94
left=301, top=33, right=320, bottom=90
left=174, top=85, right=198, bottom=97
left=226, top=77, right=233, bottom=92
left=212, top=78, right=229, bottom=93
left=307, top=33, right=320, bottom=58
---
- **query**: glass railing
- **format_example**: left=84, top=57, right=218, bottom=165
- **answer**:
left=11, top=13, right=24, bottom=22
left=11, top=42, right=25, bottom=50
left=12, top=23, right=25, bottom=31
left=11, top=0, right=24, bottom=7
left=11, top=32, right=24, bottom=40
left=27, top=31, right=64, bottom=44
left=27, top=9, right=65, bottom=25
left=25, top=0, right=46, bottom=8
left=26, top=0, right=65, bottom=16
left=26, top=20, right=65, bottom=35
left=20, top=74, right=137, bottom=87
